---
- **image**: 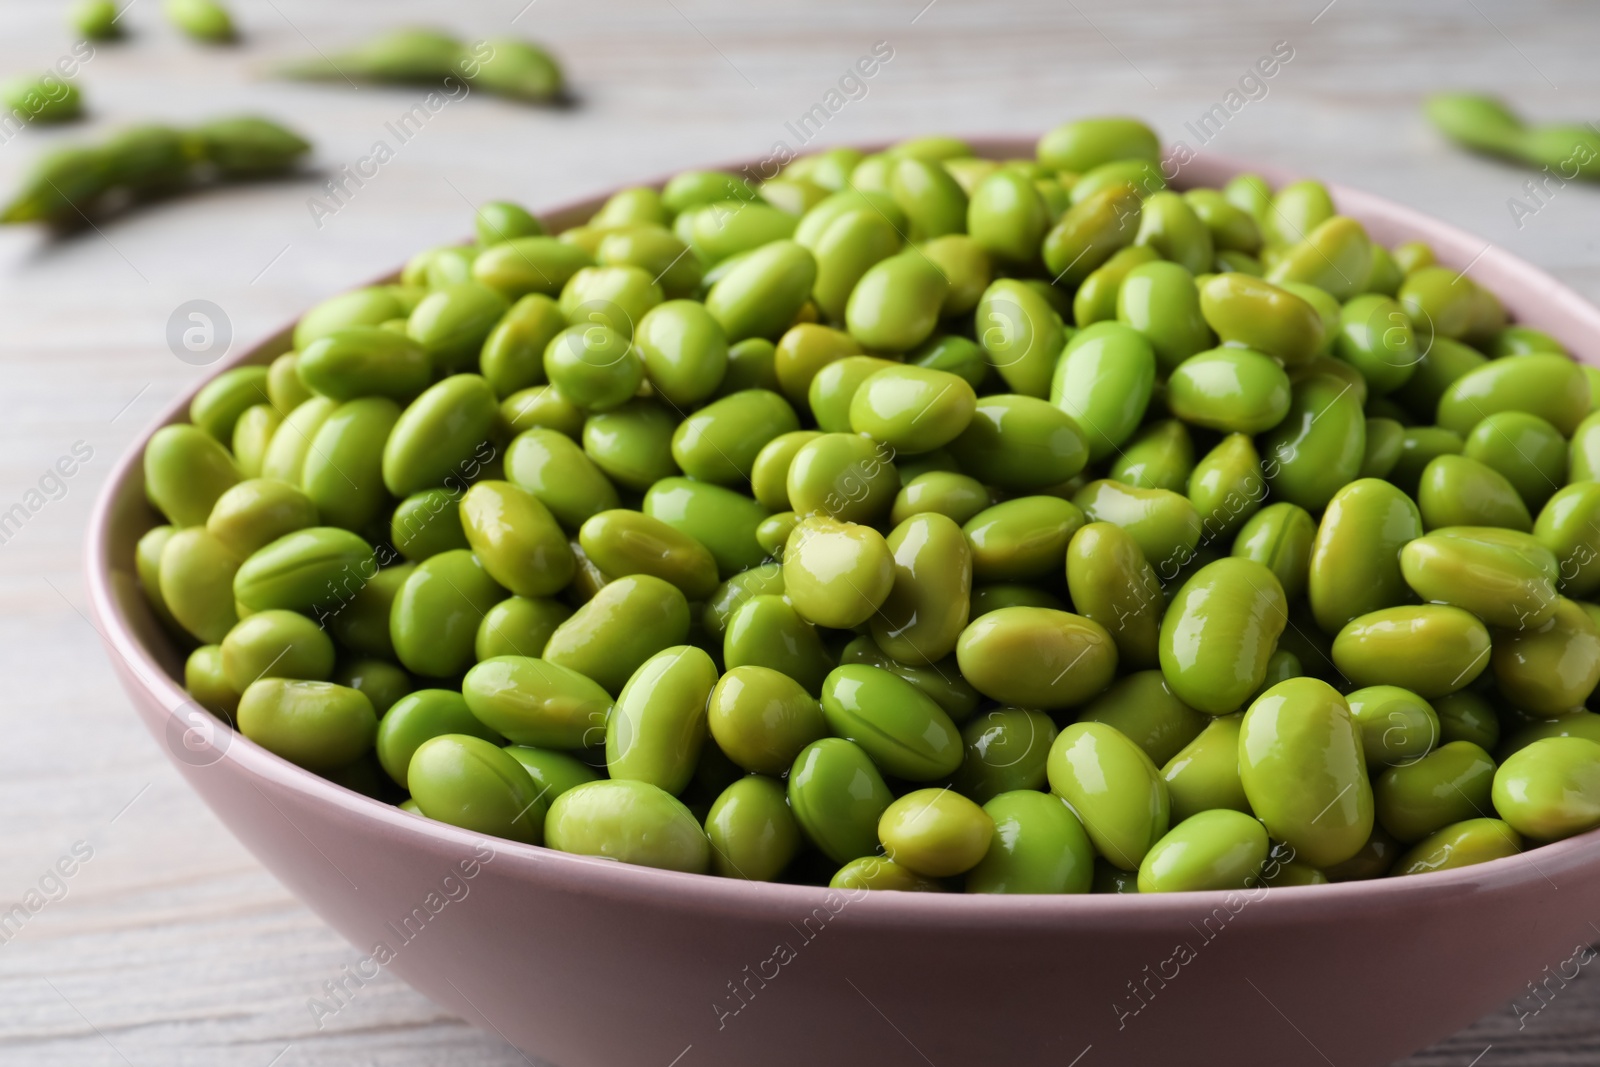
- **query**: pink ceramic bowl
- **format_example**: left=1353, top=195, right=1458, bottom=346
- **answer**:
left=88, top=141, right=1600, bottom=1067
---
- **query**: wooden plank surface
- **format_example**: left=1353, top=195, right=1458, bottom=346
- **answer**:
left=0, top=0, right=1596, bottom=1063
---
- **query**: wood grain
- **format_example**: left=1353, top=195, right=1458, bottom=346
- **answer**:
left=0, top=0, right=1596, bottom=1063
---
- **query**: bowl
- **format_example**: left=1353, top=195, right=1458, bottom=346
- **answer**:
left=86, top=139, right=1600, bottom=1067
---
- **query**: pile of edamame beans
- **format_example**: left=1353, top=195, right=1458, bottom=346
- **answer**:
left=138, top=117, right=1600, bottom=894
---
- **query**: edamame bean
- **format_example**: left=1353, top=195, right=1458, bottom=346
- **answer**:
left=707, top=775, right=802, bottom=881
left=879, top=789, right=994, bottom=877
left=1333, top=605, right=1492, bottom=698
left=1492, top=737, right=1600, bottom=840
left=391, top=549, right=506, bottom=677
left=1375, top=740, right=1495, bottom=843
left=1161, top=713, right=1251, bottom=823
left=1047, top=721, right=1170, bottom=871
left=1050, top=322, right=1156, bottom=461
left=1346, top=685, right=1440, bottom=769
left=820, top=664, right=962, bottom=780
left=949, top=394, right=1088, bottom=492
left=221, top=610, right=335, bottom=691
left=377, top=690, right=502, bottom=788
left=787, top=738, right=893, bottom=864
left=1391, top=818, right=1522, bottom=876
left=543, top=574, right=690, bottom=695
left=237, top=678, right=377, bottom=772
left=145, top=424, right=240, bottom=527
left=872, top=513, right=972, bottom=665
left=1166, top=347, right=1291, bottom=434
left=956, top=606, right=1117, bottom=710
left=546, top=779, right=710, bottom=872
left=1138, top=810, right=1269, bottom=893
left=1066, top=523, right=1163, bottom=670
left=607, top=646, right=718, bottom=795
left=1308, top=479, right=1423, bottom=634
left=1400, top=527, right=1558, bottom=629
left=1160, top=558, right=1287, bottom=715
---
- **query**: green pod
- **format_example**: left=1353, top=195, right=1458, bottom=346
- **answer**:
left=633, top=300, right=728, bottom=408
left=598, top=226, right=700, bottom=300
left=1232, top=502, right=1315, bottom=603
left=879, top=789, right=994, bottom=877
left=1189, top=433, right=1264, bottom=540
left=1159, top=558, right=1288, bottom=716
left=391, top=488, right=469, bottom=562
left=949, top=394, right=1088, bottom=492
left=672, top=389, right=799, bottom=485
left=955, top=606, right=1118, bottom=710
left=782, top=517, right=894, bottom=630
left=684, top=200, right=797, bottom=264
left=1332, top=605, right=1492, bottom=698
left=1346, top=685, right=1441, bottom=770
left=967, top=169, right=1049, bottom=265
left=844, top=247, right=940, bottom=351
left=233, top=526, right=374, bottom=615
left=849, top=366, right=977, bottom=454
left=1423, top=91, right=1526, bottom=155
left=578, top=509, right=718, bottom=601
left=1536, top=483, right=1600, bottom=599
left=976, top=279, right=1067, bottom=399
left=704, top=240, right=817, bottom=343
left=298, top=327, right=431, bottom=402
left=472, top=237, right=594, bottom=300
left=891, top=471, right=991, bottom=527
left=1360, top=417, right=1406, bottom=480
left=238, top=679, right=376, bottom=772
left=480, top=294, right=566, bottom=399
left=1116, top=261, right=1214, bottom=375
left=163, top=0, right=234, bottom=40
left=706, top=665, right=826, bottom=775
left=1036, top=117, right=1159, bottom=172
left=1078, top=670, right=1208, bottom=768
left=382, top=375, right=497, bottom=497
left=1073, top=246, right=1160, bottom=327
left=582, top=400, right=681, bottom=491
left=724, top=594, right=832, bottom=696
left=810, top=209, right=902, bottom=323
left=190, top=367, right=270, bottom=442
left=144, top=424, right=240, bottom=528
left=325, top=563, right=411, bottom=661
left=1391, top=818, right=1522, bottom=876
left=919, top=236, right=992, bottom=318
left=185, top=645, right=238, bottom=719
left=1400, top=527, right=1558, bottom=630
left=407, top=282, right=511, bottom=374
left=1166, top=347, right=1291, bottom=434
left=707, top=775, right=802, bottom=881
left=1335, top=294, right=1419, bottom=396
left=1198, top=275, right=1323, bottom=364
left=461, top=655, right=612, bottom=749
left=302, top=397, right=400, bottom=532
left=643, top=477, right=771, bottom=577
left=475, top=595, right=570, bottom=660
left=787, top=738, right=893, bottom=864
left=262, top=398, right=337, bottom=486
left=1389, top=426, right=1466, bottom=498
left=1161, top=714, right=1251, bottom=823
left=1071, top=480, right=1202, bottom=580
left=819, top=664, right=961, bottom=781
left=558, top=265, right=664, bottom=340
left=965, top=496, right=1084, bottom=582
left=377, top=689, right=503, bottom=789
left=1492, top=737, right=1600, bottom=841
left=206, top=478, right=318, bottom=559
left=543, top=574, right=690, bottom=696
left=1133, top=190, right=1214, bottom=275
left=502, top=385, right=585, bottom=438
left=1239, top=677, right=1373, bottom=868
left=1259, top=372, right=1367, bottom=512
left=1138, top=810, right=1270, bottom=893
left=1308, top=479, right=1423, bottom=634
left=949, top=709, right=1058, bottom=804
left=390, top=549, right=505, bottom=678
left=1109, top=420, right=1194, bottom=493
left=1263, top=180, right=1335, bottom=248
left=1049, top=322, right=1156, bottom=461
left=1266, top=216, right=1373, bottom=301
left=1437, top=352, right=1589, bottom=438
left=71, top=0, right=122, bottom=40
left=1066, top=523, right=1163, bottom=671
left=1183, top=189, right=1263, bottom=254
left=1416, top=454, right=1531, bottom=532
left=231, top=404, right=282, bottom=479
left=504, top=428, right=620, bottom=530
left=220, top=610, right=335, bottom=692
left=785, top=433, right=898, bottom=524
left=1463, top=412, right=1566, bottom=511
left=542, top=324, right=644, bottom=412
left=1043, top=185, right=1145, bottom=287
left=460, top=480, right=574, bottom=598
left=866, top=510, right=970, bottom=662
left=159, top=528, right=241, bottom=643
left=966, top=790, right=1094, bottom=894
left=606, top=646, right=718, bottom=795
left=1374, top=740, right=1495, bottom=843
left=1492, top=597, right=1600, bottom=716
left=1047, top=721, right=1169, bottom=871
left=546, top=779, right=710, bottom=873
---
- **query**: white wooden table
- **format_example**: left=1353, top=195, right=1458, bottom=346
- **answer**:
left=1, top=1, right=1596, bottom=1063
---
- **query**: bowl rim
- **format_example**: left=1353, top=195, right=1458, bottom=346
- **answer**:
left=85, top=135, right=1600, bottom=920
